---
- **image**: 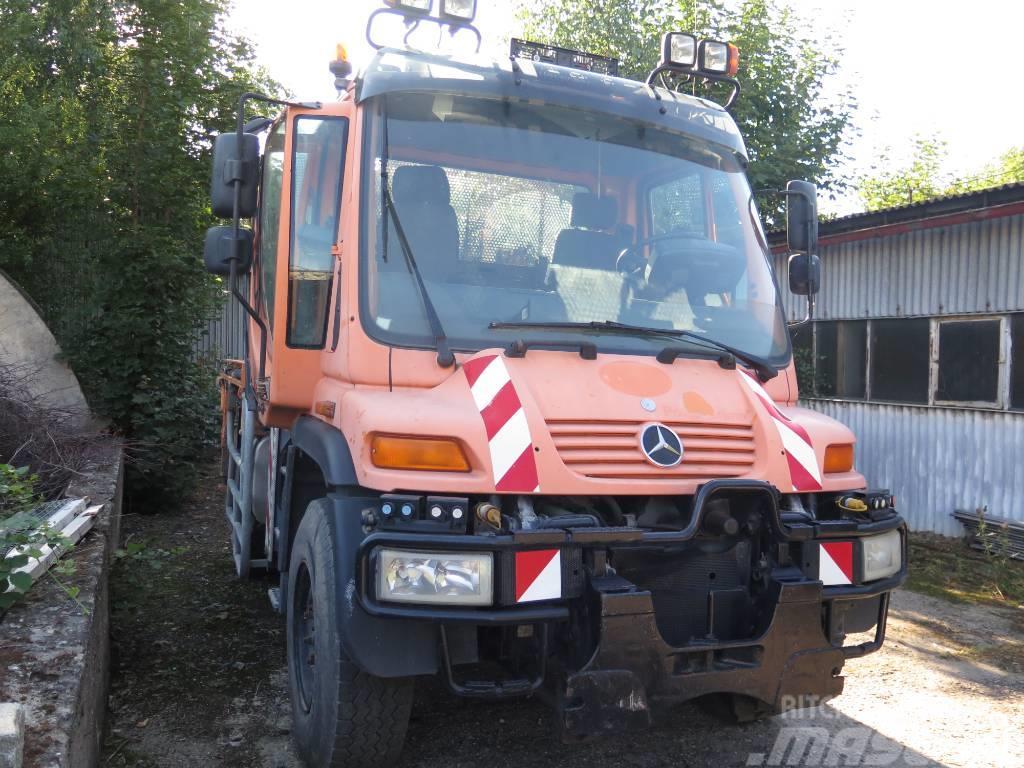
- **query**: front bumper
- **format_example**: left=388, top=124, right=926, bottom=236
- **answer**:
left=325, top=480, right=907, bottom=734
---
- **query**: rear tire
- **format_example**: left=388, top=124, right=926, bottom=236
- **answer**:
left=287, top=498, right=414, bottom=767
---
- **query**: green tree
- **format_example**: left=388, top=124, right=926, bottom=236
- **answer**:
left=518, top=0, right=855, bottom=224
left=857, top=136, right=948, bottom=211
left=857, top=138, right=1024, bottom=212
left=0, top=0, right=275, bottom=506
left=947, top=145, right=1024, bottom=195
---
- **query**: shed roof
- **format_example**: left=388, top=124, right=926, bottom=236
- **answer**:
left=769, top=182, right=1024, bottom=249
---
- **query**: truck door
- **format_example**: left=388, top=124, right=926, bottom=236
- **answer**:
left=254, top=111, right=349, bottom=426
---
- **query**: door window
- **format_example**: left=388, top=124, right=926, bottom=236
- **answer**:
left=288, top=116, right=348, bottom=348
left=258, top=121, right=287, bottom=329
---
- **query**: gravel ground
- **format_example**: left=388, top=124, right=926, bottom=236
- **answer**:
left=101, top=469, right=1024, bottom=768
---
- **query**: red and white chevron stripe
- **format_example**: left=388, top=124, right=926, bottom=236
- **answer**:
left=738, top=369, right=822, bottom=492
left=819, top=541, right=854, bottom=585
left=463, top=354, right=540, bottom=493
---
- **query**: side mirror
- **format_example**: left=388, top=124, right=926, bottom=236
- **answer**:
left=204, top=226, right=254, bottom=276
left=786, top=179, right=818, bottom=255
left=211, top=133, right=260, bottom=219
left=788, top=253, right=820, bottom=296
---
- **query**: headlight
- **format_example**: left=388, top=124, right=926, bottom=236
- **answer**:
left=376, top=548, right=493, bottom=606
left=861, top=530, right=902, bottom=582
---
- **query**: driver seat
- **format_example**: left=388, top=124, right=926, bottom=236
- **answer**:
left=553, top=193, right=621, bottom=270
left=389, top=165, right=460, bottom=278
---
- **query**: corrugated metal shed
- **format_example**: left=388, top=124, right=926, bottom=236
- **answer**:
left=774, top=212, right=1024, bottom=322
left=194, top=293, right=247, bottom=361
left=805, top=400, right=1024, bottom=535
left=775, top=184, right=1024, bottom=535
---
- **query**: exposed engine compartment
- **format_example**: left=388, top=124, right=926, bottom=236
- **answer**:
left=468, top=491, right=778, bottom=650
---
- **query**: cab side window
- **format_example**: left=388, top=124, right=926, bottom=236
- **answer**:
left=287, top=116, right=348, bottom=348
left=258, top=121, right=287, bottom=329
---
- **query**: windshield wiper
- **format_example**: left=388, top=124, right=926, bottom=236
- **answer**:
left=379, top=101, right=454, bottom=368
left=383, top=189, right=455, bottom=368
left=488, top=319, right=777, bottom=380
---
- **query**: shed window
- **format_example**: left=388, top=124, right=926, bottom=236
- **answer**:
left=1012, top=314, right=1024, bottom=410
left=815, top=321, right=866, bottom=398
left=869, top=319, right=930, bottom=403
left=935, top=319, right=1001, bottom=404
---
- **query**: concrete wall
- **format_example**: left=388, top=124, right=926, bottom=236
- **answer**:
left=0, top=442, right=123, bottom=768
left=0, top=271, right=89, bottom=419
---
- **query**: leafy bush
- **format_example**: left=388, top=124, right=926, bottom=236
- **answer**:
left=0, top=1, right=276, bottom=509
left=64, top=238, right=223, bottom=505
left=0, top=463, right=39, bottom=517
left=0, top=464, right=49, bottom=611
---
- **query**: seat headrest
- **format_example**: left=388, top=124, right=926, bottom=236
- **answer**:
left=392, top=165, right=451, bottom=206
left=571, top=192, right=617, bottom=231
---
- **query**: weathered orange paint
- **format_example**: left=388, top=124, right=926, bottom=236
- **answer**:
left=244, top=95, right=862, bottom=498
left=682, top=390, right=714, bottom=415
left=599, top=361, right=673, bottom=397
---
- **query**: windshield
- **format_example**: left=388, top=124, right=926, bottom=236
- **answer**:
left=360, top=93, right=790, bottom=364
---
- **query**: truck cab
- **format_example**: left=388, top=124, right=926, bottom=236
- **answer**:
left=206, top=12, right=906, bottom=767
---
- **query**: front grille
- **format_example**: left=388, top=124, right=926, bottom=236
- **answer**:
left=546, top=418, right=756, bottom=482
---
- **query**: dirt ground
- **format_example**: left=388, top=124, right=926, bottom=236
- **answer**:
left=100, top=468, right=1024, bottom=768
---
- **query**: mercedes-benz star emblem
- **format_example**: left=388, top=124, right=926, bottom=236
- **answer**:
left=639, top=423, right=684, bottom=468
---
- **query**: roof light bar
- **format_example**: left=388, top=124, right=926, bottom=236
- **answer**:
left=510, top=38, right=620, bottom=76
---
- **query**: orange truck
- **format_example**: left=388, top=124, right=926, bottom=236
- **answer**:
left=204, top=2, right=906, bottom=765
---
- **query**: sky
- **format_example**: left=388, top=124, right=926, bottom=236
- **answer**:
left=227, top=0, right=1024, bottom=214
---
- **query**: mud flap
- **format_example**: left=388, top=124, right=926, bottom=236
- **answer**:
left=559, top=576, right=662, bottom=740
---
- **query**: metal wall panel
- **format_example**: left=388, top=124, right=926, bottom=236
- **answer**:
left=193, top=293, right=246, bottom=361
left=774, top=213, right=1024, bottom=322
left=804, top=399, right=1024, bottom=535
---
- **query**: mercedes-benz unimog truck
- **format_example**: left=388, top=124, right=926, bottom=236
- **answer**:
left=203, top=3, right=907, bottom=765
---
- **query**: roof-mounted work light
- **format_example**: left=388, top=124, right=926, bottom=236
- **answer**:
left=647, top=31, right=741, bottom=109
left=662, top=33, right=697, bottom=68
left=384, top=0, right=432, bottom=14
left=368, top=0, right=482, bottom=50
left=440, top=0, right=476, bottom=23
left=698, top=39, right=740, bottom=76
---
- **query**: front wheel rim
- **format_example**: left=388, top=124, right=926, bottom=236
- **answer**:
left=291, top=560, right=316, bottom=713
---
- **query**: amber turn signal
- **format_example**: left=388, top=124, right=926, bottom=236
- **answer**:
left=726, top=44, right=740, bottom=77
left=370, top=435, right=471, bottom=472
left=823, top=443, right=854, bottom=473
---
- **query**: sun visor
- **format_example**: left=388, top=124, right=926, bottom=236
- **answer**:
left=356, top=48, right=747, bottom=159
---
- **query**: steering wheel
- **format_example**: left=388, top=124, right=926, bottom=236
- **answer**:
left=615, top=233, right=747, bottom=324
left=615, top=233, right=721, bottom=279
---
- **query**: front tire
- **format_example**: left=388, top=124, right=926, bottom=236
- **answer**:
left=287, top=498, right=414, bottom=767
